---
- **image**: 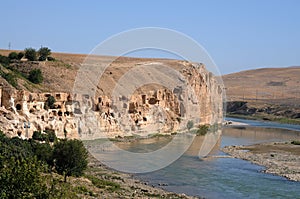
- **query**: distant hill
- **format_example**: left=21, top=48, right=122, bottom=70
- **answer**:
left=223, top=67, right=300, bottom=106
left=223, top=67, right=300, bottom=123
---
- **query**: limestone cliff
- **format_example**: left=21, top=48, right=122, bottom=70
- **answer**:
left=0, top=59, right=223, bottom=139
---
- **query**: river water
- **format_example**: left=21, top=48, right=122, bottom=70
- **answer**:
left=134, top=118, right=300, bottom=199
left=87, top=118, right=300, bottom=198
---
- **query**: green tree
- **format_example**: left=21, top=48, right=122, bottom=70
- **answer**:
left=24, top=47, right=37, bottom=61
left=28, top=68, right=43, bottom=84
left=38, top=47, right=51, bottom=61
left=53, top=139, right=88, bottom=182
left=45, top=129, right=57, bottom=142
left=8, top=52, right=18, bottom=60
left=32, top=131, right=43, bottom=141
left=32, top=141, right=54, bottom=167
left=17, top=52, right=24, bottom=60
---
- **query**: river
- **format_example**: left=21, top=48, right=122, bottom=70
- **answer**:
left=134, top=118, right=300, bottom=199
left=87, top=118, right=300, bottom=198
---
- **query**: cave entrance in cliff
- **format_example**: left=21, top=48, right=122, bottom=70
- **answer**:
left=16, top=104, right=22, bottom=111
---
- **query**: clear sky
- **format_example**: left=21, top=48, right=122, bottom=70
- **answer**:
left=1, top=0, right=300, bottom=74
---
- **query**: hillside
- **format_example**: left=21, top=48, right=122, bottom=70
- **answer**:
left=223, top=67, right=300, bottom=123
left=0, top=49, right=197, bottom=94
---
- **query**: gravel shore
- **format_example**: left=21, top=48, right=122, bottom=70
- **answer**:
left=222, top=142, right=300, bottom=181
left=84, top=156, right=201, bottom=199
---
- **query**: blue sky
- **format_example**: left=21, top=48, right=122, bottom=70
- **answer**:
left=1, top=0, right=300, bottom=74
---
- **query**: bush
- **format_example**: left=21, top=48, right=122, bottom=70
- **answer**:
left=38, top=47, right=51, bottom=61
left=28, top=68, right=43, bottom=84
left=0, top=131, right=49, bottom=198
left=291, top=140, right=300, bottom=145
left=8, top=52, right=18, bottom=60
left=196, top=125, right=209, bottom=136
left=0, top=55, right=10, bottom=66
left=24, top=47, right=37, bottom=61
left=47, top=56, right=55, bottom=61
left=0, top=156, right=49, bottom=198
left=44, top=129, right=57, bottom=142
left=45, top=96, right=56, bottom=109
left=2, top=72, right=18, bottom=88
left=17, top=52, right=24, bottom=60
left=187, top=120, right=194, bottom=131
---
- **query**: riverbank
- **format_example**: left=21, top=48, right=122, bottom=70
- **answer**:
left=222, top=141, right=300, bottom=182
left=226, top=113, right=300, bottom=125
left=83, top=155, right=201, bottom=198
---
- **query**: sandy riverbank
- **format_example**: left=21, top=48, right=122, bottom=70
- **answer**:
left=222, top=141, right=300, bottom=181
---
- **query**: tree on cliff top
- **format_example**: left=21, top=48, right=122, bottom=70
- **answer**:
left=53, top=139, right=88, bottom=182
left=24, top=47, right=37, bottom=61
left=38, top=47, right=51, bottom=61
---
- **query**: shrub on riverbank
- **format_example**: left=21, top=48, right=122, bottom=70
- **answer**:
left=196, top=125, right=209, bottom=136
left=291, top=140, right=300, bottom=145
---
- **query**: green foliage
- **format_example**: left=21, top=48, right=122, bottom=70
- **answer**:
left=2, top=72, right=18, bottom=88
left=45, top=129, right=57, bottom=142
left=187, top=120, right=194, bottom=131
left=17, top=52, right=24, bottom=60
left=32, top=131, right=43, bottom=141
left=0, top=130, right=92, bottom=198
left=32, top=141, right=53, bottom=167
left=75, top=185, right=96, bottom=196
left=24, top=47, right=37, bottom=61
left=28, top=68, right=43, bottom=84
left=32, top=130, right=57, bottom=143
left=0, top=55, right=10, bottom=66
left=291, top=140, right=300, bottom=145
left=196, top=125, right=209, bottom=136
left=86, top=175, right=121, bottom=192
left=47, top=178, right=80, bottom=199
left=47, top=56, right=55, bottom=61
left=53, top=139, right=88, bottom=182
left=45, top=95, right=56, bottom=109
left=0, top=131, right=49, bottom=198
left=38, top=47, right=51, bottom=61
left=0, top=156, right=49, bottom=198
left=8, top=52, right=18, bottom=60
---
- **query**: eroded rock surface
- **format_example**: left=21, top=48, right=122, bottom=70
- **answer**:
left=0, top=62, right=223, bottom=139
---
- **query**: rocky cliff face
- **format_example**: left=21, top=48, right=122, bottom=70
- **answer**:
left=0, top=61, right=223, bottom=139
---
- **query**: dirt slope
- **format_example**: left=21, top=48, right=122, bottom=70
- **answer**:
left=223, top=67, right=300, bottom=106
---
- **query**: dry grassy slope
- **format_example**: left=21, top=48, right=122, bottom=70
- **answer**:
left=0, top=49, right=187, bottom=94
left=223, top=67, right=300, bottom=107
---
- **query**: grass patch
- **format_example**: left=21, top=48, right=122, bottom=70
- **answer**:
left=74, top=185, right=96, bottom=197
left=85, top=175, right=121, bottom=192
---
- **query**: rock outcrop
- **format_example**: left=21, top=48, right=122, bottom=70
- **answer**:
left=0, top=61, right=223, bottom=139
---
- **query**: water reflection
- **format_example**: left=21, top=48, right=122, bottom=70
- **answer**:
left=222, top=126, right=300, bottom=147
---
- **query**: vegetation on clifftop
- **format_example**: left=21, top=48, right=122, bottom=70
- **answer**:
left=0, top=47, right=55, bottom=89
